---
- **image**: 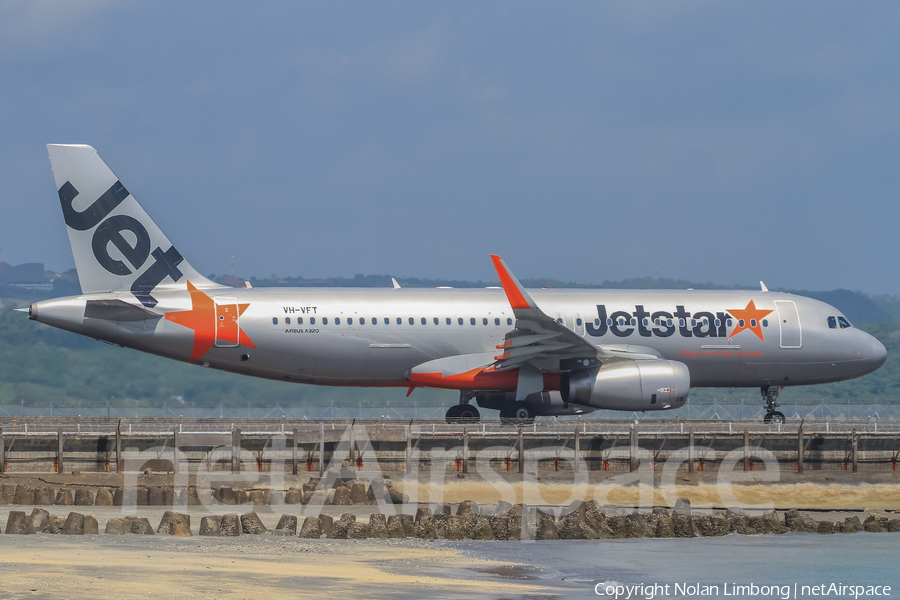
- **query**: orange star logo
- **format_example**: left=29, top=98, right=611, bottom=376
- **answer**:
left=727, top=300, right=773, bottom=341
left=164, top=281, right=256, bottom=363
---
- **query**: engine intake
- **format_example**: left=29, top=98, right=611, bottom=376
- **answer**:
left=561, top=360, right=690, bottom=411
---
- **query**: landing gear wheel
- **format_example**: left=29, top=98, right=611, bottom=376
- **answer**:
left=500, top=401, right=534, bottom=425
left=764, top=411, right=785, bottom=424
left=457, top=404, right=481, bottom=423
left=445, top=404, right=462, bottom=424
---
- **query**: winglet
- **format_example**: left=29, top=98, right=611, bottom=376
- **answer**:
left=760, top=281, right=768, bottom=292
left=392, top=278, right=401, bottom=289
left=490, top=255, right=536, bottom=310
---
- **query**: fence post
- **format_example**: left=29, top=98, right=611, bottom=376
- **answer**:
left=292, top=429, right=298, bottom=476
left=462, top=428, right=469, bottom=474
left=688, top=427, right=694, bottom=474
left=318, top=422, right=325, bottom=476
left=574, top=427, right=581, bottom=473
left=173, top=428, right=180, bottom=475
left=797, top=426, right=804, bottom=474
left=405, top=425, right=412, bottom=475
left=232, top=427, right=241, bottom=473
left=518, top=428, right=524, bottom=474
left=743, top=429, right=749, bottom=472
left=852, top=429, right=858, bottom=473
left=57, top=429, right=64, bottom=474
left=116, top=424, right=122, bottom=473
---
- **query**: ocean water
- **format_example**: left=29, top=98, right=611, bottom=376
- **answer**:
left=445, top=533, right=900, bottom=599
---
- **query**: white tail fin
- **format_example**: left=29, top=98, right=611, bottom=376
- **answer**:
left=47, top=144, right=221, bottom=307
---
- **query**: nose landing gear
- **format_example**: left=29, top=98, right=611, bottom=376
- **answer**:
left=762, top=386, right=785, bottom=424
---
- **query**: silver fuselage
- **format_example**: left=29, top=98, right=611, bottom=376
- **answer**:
left=31, top=286, right=886, bottom=391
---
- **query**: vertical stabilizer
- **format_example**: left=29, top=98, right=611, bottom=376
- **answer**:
left=47, top=144, right=221, bottom=307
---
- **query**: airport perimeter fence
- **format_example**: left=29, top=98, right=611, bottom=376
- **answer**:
left=0, top=399, right=896, bottom=422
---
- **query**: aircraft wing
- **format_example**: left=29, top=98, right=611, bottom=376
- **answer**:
left=489, top=255, right=657, bottom=373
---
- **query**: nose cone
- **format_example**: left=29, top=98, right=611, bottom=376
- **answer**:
left=868, top=335, right=887, bottom=371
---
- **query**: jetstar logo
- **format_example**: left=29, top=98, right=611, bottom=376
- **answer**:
left=164, top=281, right=256, bottom=363
left=586, top=301, right=773, bottom=341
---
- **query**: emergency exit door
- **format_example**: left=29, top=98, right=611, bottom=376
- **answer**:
left=775, top=300, right=802, bottom=348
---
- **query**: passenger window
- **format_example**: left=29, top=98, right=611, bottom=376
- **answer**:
left=347, top=318, right=353, bottom=325
left=495, top=318, right=500, bottom=326
left=359, top=317, right=364, bottom=325
left=507, top=318, right=512, bottom=326
left=482, top=318, right=487, bottom=325
left=838, top=316, right=852, bottom=329
left=690, top=319, right=696, bottom=327
left=630, top=318, right=637, bottom=326
left=576, top=318, right=583, bottom=326
left=714, top=319, right=720, bottom=327
left=272, top=317, right=278, bottom=325
left=458, top=318, right=464, bottom=325
left=421, top=317, right=426, bottom=325
left=310, top=317, right=316, bottom=325
left=409, top=317, right=414, bottom=325
left=679, top=319, right=686, bottom=327
left=285, top=317, right=291, bottom=325
left=323, top=317, right=329, bottom=325
left=739, top=319, right=744, bottom=327
left=557, top=318, right=563, bottom=324
left=643, top=318, right=649, bottom=326
left=762, top=319, right=768, bottom=327
left=667, top=319, right=673, bottom=327
left=750, top=319, right=756, bottom=327
left=335, top=317, right=341, bottom=325
left=827, top=316, right=837, bottom=329
left=594, top=319, right=601, bottom=327
left=470, top=317, right=476, bottom=325
left=384, top=317, right=390, bottom=325
left=298, top=317, right=303, bottom=325
left=433, top=317, right=438, bottom=325
left=727, top=319, right=733, bottom=327
left=606, top=318, right=613, bottom=326
left=396, top=317, right=402, bottom=325
left=446, top=318, right=451, bottom=325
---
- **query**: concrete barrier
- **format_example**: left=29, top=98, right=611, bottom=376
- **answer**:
left=157, top=511, right=191, bottom=536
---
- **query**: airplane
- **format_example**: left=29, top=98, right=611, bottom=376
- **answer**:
left=26, top=144, right=887, bottom=424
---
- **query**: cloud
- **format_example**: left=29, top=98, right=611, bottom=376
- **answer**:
left=0, top=0, right=115, bottom=48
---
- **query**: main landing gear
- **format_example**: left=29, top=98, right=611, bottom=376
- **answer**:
left=762, top=386, right=785, bottom=424
left=499, top=401, right=535, bottom=426
left=445, top=392, right=481, bottom=424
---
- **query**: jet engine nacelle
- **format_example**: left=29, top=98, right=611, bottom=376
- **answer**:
left=561, top=360, right=690, bottom=411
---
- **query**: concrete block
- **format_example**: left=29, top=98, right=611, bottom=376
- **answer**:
left=284, top=489, right=303, bottom=504
left=318, top=514, right=333, bottom=537
left=241, top=512, right=267, bottom=534
left=308, top=490, right=328, bottom=506
left=44, top=515, right=66, bottom=534
left=367, top=514, right=388, bottom=538
left=274, top=515, right=297, bottom=535
left=247, top=490, right=269, bottom=505
left=135, top=487, right=150, bottom=506
left=74, top=488, right=94, bottom=506
left=84, top=515, right=99, bottom=535
left=95, top=487, right=114, bottom=506
left=329, top=514, right=355, bottom=539
left=216, top=487, right=236, bottom=505
left=219, top=514, right=241, bottom=536
left=156, top=512, right=190, bottom=536
left=7, top=511, right=37, bottom=534
left=400, top=514, right=416, bottom=537
left=299, top=516, right=321, bottom=538
left=386, top=515, right=406, bottom=538
left=269, top=490, right=284, bottom=506
left=785, top=509, right=819, bottom=533
left=457, top=500, right=479, bottom=516
left=113, top=488, right=123, bottom=506
left=30, top=508, right=50, bottom=532
left=147, top=486, right=165, bottom=506
left=105, top=518, right=126, bottom=535
left=199, top=516, right=221, bottom=536
left=61, top=512, right=85, bottom=535
left=13, top=485, right=35, bottom=505
left=349, top=483, right=368, bottom=505
left=693, top=514, right=729, bottom=537
left=34, top=487, right=55, bottom=505
left=0, top=483, right=17, bottom=504
left=55, top=489, right=75, bottom=506
left=347, top=522, right=368, bottom=539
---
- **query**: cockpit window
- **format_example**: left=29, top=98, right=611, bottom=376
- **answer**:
left=827, top=316, right=837, bottom=329
left=838, top=316, right=852, bottom=329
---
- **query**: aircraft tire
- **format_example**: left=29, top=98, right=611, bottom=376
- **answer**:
left=763, top=411, right=786, bottom=424
left=510, top=401, right=535, bottom=425
left=445, top=404, right=463, bottom=424
left=457, top=404, right=481, bottom=423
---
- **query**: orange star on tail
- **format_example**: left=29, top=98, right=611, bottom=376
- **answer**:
left=165, top=281, right=256, bottom=363
left=727, top=300, right=773, bottom=341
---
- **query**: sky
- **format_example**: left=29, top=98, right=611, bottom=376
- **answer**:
left=1, top=2, right=899, bottom=294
